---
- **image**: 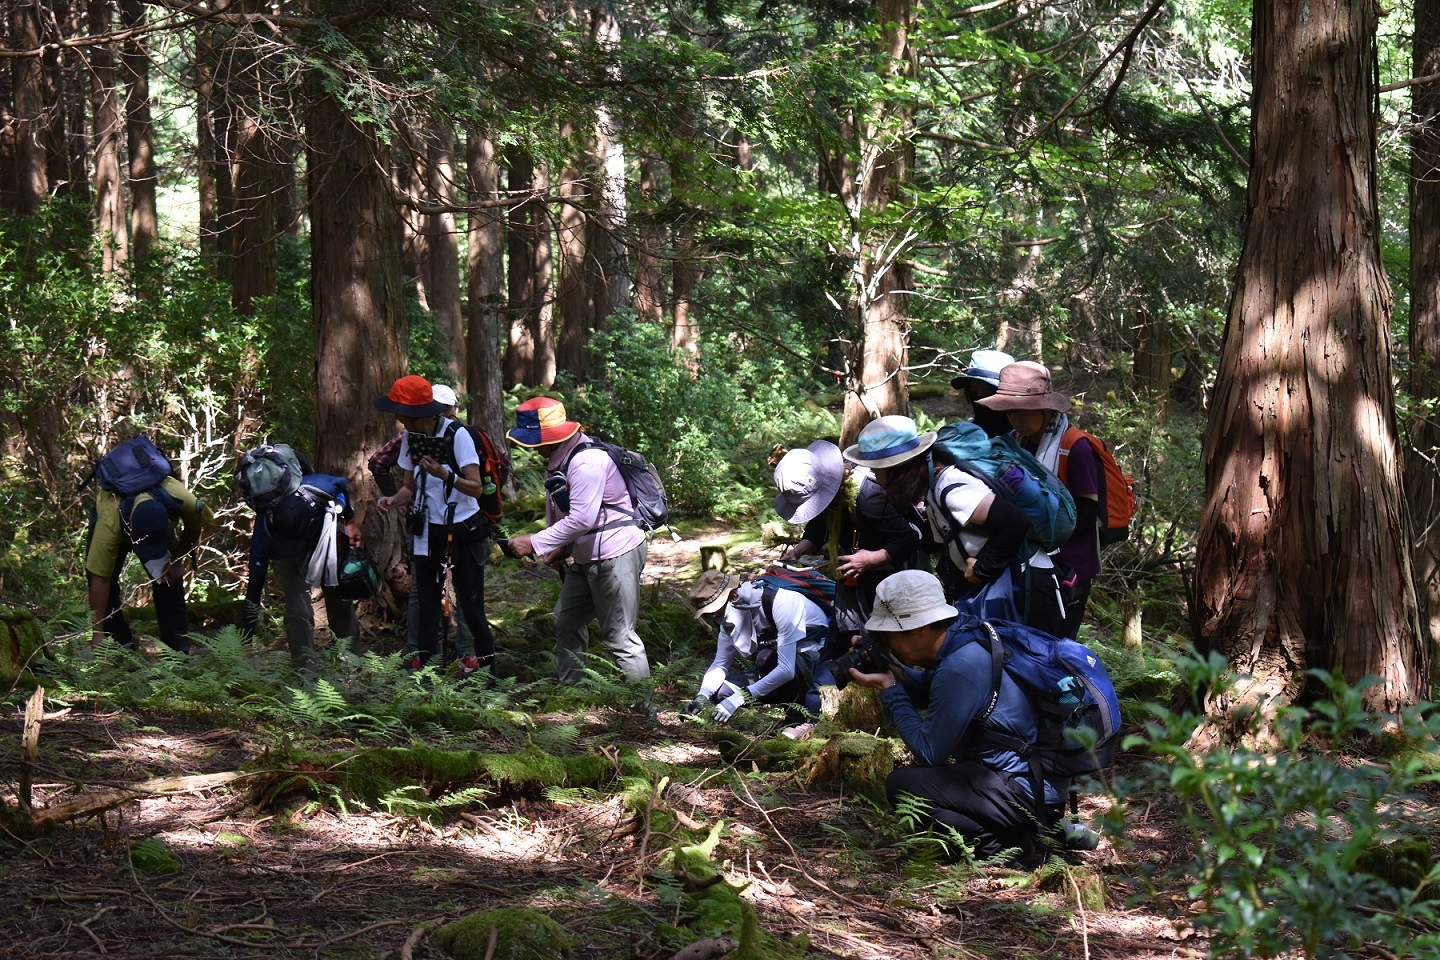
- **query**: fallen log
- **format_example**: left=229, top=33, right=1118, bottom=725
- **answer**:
left=30, top=771, right=248, bottom=826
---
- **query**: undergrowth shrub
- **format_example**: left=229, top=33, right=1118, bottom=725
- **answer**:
left=568, top=311, right=835, bottom=520
left=1114, top=653, right=1440, bottom=959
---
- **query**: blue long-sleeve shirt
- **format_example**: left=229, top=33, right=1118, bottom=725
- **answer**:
left=879, top=624, right=1054, bottom=802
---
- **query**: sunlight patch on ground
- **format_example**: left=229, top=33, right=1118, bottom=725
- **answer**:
left=639, top=741, right=720, bottom=766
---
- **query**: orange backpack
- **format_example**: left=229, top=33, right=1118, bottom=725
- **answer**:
left=1057, top=427, right=1137, bottom=546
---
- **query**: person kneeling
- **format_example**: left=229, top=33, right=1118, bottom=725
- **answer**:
left=846, top=570, right=1059, bottom=861
left=683, top=570, right=829, bottom=722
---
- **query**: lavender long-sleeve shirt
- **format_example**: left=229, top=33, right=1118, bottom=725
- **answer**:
left=531, top=433, right=645, bottom=562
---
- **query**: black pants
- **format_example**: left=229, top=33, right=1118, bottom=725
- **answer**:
left=411, top=528, right=495, bottom=666
left=1060, top=580, right=1093, bottom=640
left=886, top=761, right=1039, bottom=861
left=92, top=564, right=191, bottom=655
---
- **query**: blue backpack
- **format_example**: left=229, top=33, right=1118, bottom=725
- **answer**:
left=83, top=436, right=180, bottom=525
left=959, top=619, right=1122, bottom=781
left=930, top=421, right=1077, bottom=554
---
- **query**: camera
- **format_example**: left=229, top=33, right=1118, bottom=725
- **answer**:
left=823, top=637, right=890, bottom=689
left=495, top=535, right=519, bottom=559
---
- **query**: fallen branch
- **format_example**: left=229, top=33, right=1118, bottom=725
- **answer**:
left=31, top=771, right=249, bottom=826
left=18, top=686, right=44, bottom=813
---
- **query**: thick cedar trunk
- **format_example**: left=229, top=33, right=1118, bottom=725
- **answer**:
left=670, top=132, right=701, bottom=363
left=504, top=152, right=536, bottom=387
left=465, top=135, right=510, bottom=482
left=838, top=0, right=913, bottom=447
left=307, top=91, right=405, bottom=513
left=89, top=0, right=125, bottom=270
left=1195, top=0, right=1421, bottom=718
left=11, top=0, right=48, bottom=213
left=1133, top=307, right=1172, bottom=399
left=556, top=145, right=594, bottom=378
left=532, top=161, right=556, bottom=387
left=119, top=0, right=155, bottom=258
left=426, top=129, right=464, bottom=381
left=1408, top=0, right=1440, bottom=680
left=51, top=4, right=86, bottom=203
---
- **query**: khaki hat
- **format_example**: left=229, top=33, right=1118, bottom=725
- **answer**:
left=690, top=569, right=738, bottom=618
left=974, top=361, right=1071, bottom=413
left=864, top=570, right=958, bottom=633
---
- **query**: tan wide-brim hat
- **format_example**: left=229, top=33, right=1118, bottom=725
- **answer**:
left=974, top=360, right=1071, bottom=413
left=690, top=569, right=738, bottom=619
left=841, top=415, right=937, bottom=469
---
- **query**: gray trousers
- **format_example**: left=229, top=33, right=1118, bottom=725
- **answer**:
left=271, top=555, right=358, bottom=664
left=553, top=540, right=650, bottom=684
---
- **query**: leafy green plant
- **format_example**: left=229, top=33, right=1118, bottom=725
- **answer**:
left=1114, top=653, right=1440, bottom=959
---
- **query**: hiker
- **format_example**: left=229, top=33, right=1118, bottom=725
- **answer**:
left=373, top=375, right=496, bottom=673
left=846, top=570, right=1060, bottom=861
left=683, top=569, right=829, bottom=720
left=505, top=397, right=651, bottom=685
left=950, top=348, right=1015, bottom=438
left=398, top=385, right=485, bottom=676
left=845, top=415, right=1066, bottom=635
left=241, top=465, right=360, bottom=668
left=85, top=468, right=211, bottom=654
left=976, top=361, right=1100, bottom=639
left=773, top=439, right=926, bottom=635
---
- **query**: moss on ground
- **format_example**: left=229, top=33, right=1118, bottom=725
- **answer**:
left=431, top=907, right=572, bottom=960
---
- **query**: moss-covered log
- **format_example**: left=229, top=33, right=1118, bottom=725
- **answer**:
left=0, top=606, right=45, bottom=683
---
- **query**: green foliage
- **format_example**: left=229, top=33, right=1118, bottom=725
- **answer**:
left=127, top=837, right=181, bottom=875
left=567, top=311, right=836, bottom=520
left=1114, top=654, right=1440, bottom=959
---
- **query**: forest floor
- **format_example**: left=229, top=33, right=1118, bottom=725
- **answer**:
left=0, top=526, right=1220, bottom=960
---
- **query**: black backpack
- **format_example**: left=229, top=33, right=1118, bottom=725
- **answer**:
left=563, top=438, right=671, bottom=534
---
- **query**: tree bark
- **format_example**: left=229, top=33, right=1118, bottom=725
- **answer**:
left=556, top=141, right=594, bottom=378
left=465, top=134, right=510, bottom=482
left=426, top=128, right=464, bottom=381
left=1195, top=0, right=1422, bottom=721
left=633, top=156, right=664, bottom=323
left=307, top=90, right=405, bottom=509
left=11, top=0, right=49, bottom=213
left=504, top=151, right=536, bottom=386
left=838, top=0, right=914, bottom=446
left=119, top=0, right=156, bottom=258
left=89, top=0, right=125, bottom=270
left=1407, top=0, right=1440, bottom=679
left=590, top=4, right=629, bottom=320
left=532, top=160, right=556, bottom=387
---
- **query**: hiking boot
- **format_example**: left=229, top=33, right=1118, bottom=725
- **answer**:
left=457, top=654, right=481, bottom=676
left=401, top=654, right=423, bottom=671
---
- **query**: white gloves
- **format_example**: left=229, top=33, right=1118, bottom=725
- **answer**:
left=713, top=689, right=747, bottom=723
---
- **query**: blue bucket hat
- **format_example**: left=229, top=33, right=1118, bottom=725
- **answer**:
left=841, top=416, right=938, bottom=469
left=950, top=348, right=1016, bottom=392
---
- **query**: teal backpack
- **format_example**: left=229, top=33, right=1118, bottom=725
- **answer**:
left=930, top=421, right=1077, bottom=555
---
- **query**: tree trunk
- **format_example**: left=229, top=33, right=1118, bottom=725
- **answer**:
left=89, top=0, right=125, bottom=270
left=590, top=4, right=629, bottom=319
left=504, top=152, right=536, bottom=387
left=11, top=0, right=49, bottom=213
left=196, top=24, right=221, bottom=261
left=397, top=138, right=429, bottom=310
left=633, top=156, right=664, bottom=323
left=52, top=3, right=86, bottom=203
left=426, top=128, right=464, bottom=381
left=1195, top=0, right=1422, bottom=721
left=1133, top=306, right=1172, bottom=407
left=1407, top=0, right=1440, bottom=679
left=307, top=90, right=405, bottom=511
left=556, top=141, right=594, bottom=378
left=532, top=161, right=556, bottom=387
left=119, top=0, right=156, bottom=258
left=838, top=0, right=914, bottom=447
left=465, top=134, right=510, bottom=482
